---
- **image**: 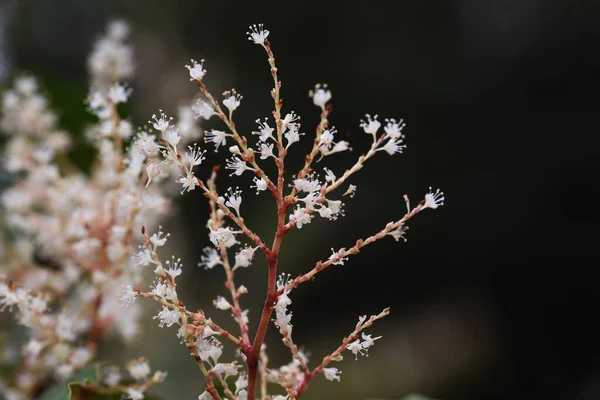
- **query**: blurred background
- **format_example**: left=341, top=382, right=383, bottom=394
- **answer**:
left=1, top=0, right=600, bottom=399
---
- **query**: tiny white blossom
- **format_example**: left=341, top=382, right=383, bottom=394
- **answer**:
left=165, top=129, right=181, bottom=149
left=323, top=367, right=341, bottom=382
left=384, top=118, right=406, bottom=140
left=222, top=89, right=242, bottom=115
left=252, top=118, right=275, bottom=142
left=360, top=333, right=382, bottom=355
left=343, top=184, right=357, bottom=198
left=233, top=246, right=257, bottom=270
left=178, top=173, right=198, bottom=194
left=328, top=248, right=348, bottom=265
left=205, top=129, right=230, bottom=152
left=186, top=59, right=206, bottom=81
left=209, top=227, right=239, bottom=248
left=247, top=23, right=270, bottom=48
left=192, top=99, right=215, bottom=120
left=225, top=187, right=243, bottom=215
left=198, top=247, right=222, bottom=270
left=126, top=388, right=145, bottom=400
left=360, top=114, right=381, bottom=136
left=290, top=207, right=312, bottom=229
left=422, top=187, right=445, bottom=210
left=165, top=256, right=183, bottom=280
left=132, top=248, right=154, bottom=267
left=150, top=110, right=172, bottom=133
left=154, top=306, right=180, bottom=327
left=379, top=138, right=406, bottom=155
left=213, top=296, right=232, bottom=310
left=226, top=156, right=253, bottom=176
left=251, top=177, right=268, bottom=194
left=119, top=285, right=137, bottom=307
left=347, top=339, right=364, bottom=359
left=186, top=144, right=206, bottom=169
left=281, top=111, right=300, bottom=134
left=323, top=167, right=336, bottom=183
left=229, top=145, right=241, bottom=155
left=150, top=229, right=170, bottom=248
left=107, top=83, right=131, bottom=104
left=145, top=163, right=161, bottom=188
left=309, top=83, right=331, bottom=110
left=388, top=225, right=408, bottom=242
left=127, top=358, right=151, bottom=380
left=259, top=142, right=275, bottom=160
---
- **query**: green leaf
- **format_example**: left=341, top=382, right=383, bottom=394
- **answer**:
left=38, top=364, right=100, bottom=400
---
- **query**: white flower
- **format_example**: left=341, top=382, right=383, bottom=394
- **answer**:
left=247, top=23, right=270, bottom=48
left=103, top=367, right=121, bottom=387
left=323, top=367, right=341, bottom=382
left=281, top=111, right=300, bottom=133
left=290, top=207, right=312, bottom=229
left=126, top=388, right=145, bottom=400
left=132, top=248, right=154, bottom=267
left=198, top=247, right=222, bottom=269
left=209, top=227, right=239, bottom=248
left=320, top=140, right=350, bottom=157
left=388, top=226, right=408, bottom=242
left=178, top=173, right=198, bottom=193
left=359, top=114, right=381, bottom=136
left=185, top=59, right=206, bottom=81
left=229, top=145, right=241, bottom=155
left=252, top=118, right=275, bottom=142
left=347, top=339, right=364, bottom=359
left=422, top=187, right=445, bottom=210
left=233, top=246, right=257, bottom=270
left=226, top=156, right=253, bottom=176
left=154, top=306, right=180, bottom=327
left=150, top=229, right=170, bottom=248
left=165, top=256, right=183, bottom=280
left=127, top=358, right=151, bottom=380
left=259, top=142, right=275, bottom=159
left=384, top=118, right=406, bottom=140
left=107, top=83, right=131, bottom=104
left=192, top=99, right=215, bottom=119
left=379, top=138, right=406, bottom=155
left=323, top=168, right=336, bottom=183
left=150, top=110, right=172, bottom=132
left=319, top=127, right=336, bottom=148
left=343, top=184, right=357, bottom=198
left=186, top=144, right=206, bottom=169
left=251, top=177, right=268, bottom=194
left=205, top=129, right=230, bottom=152
left=119, top=285, right=137, bottom=307
left=213, top=296, right=232, bottom=310
left=310, top=83, right=331, bottom=110
left=211, top=362, right=240, bottom=378
left=360, top=333, right=382, bottom=355
left=285, top=124, right=303, bottom=149
left=222, top=89, right=242, bottom=115
left=294, top=177, right=321, bottom=193
left=165, top=129, right=181, bottom=149
left=145, top=163, right=161, bottom=188
left=225, top=187, right=243, bottom=215
left=235, top=374, right=248, bottom=394
left=328, top=248, right=348, bottom=265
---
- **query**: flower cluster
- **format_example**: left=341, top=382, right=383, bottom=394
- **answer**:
left=0, top=20, right=445, bottom=400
